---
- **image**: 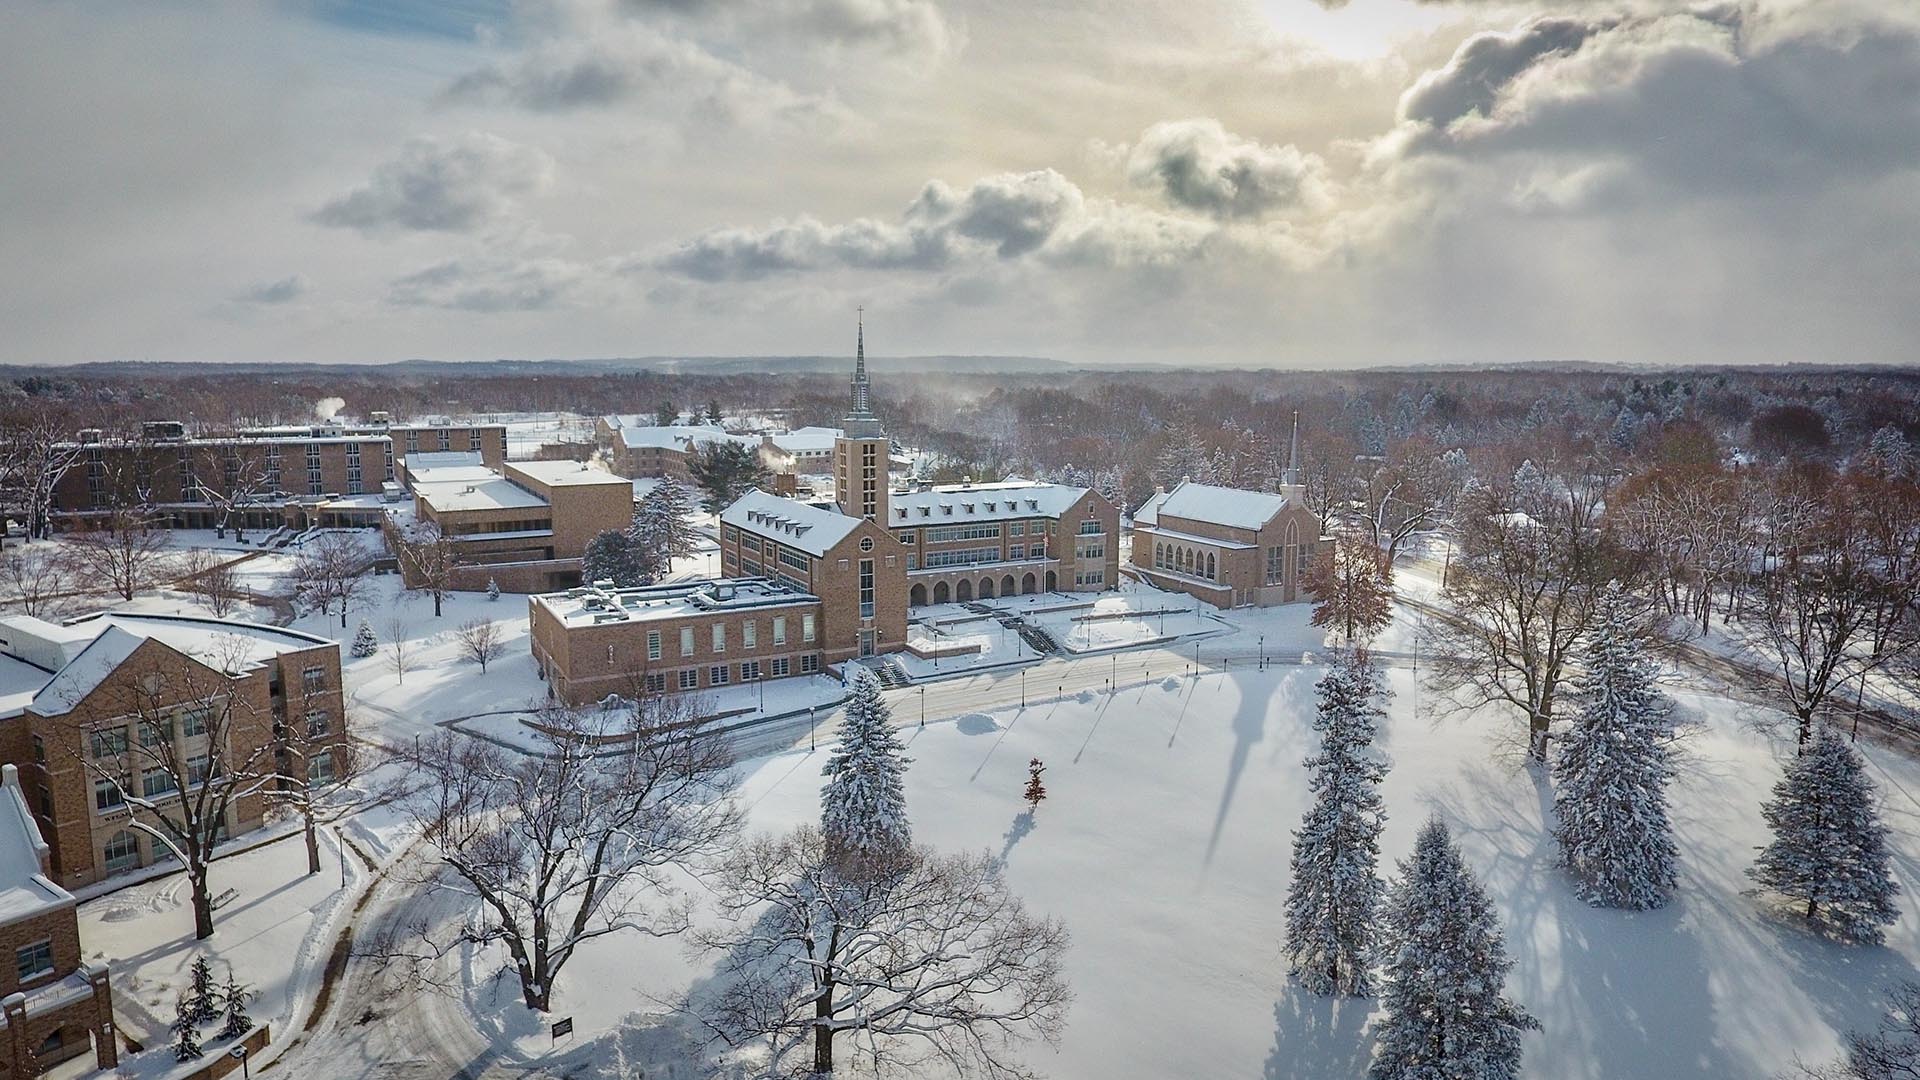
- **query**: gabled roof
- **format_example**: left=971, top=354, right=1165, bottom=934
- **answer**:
left=888, top=480, right=1090, bottom=526
left=0, top=765, right=71, bottom=922
left=1132, top=489, right=1169, bottom=528
left=769, top=427, right=843, bottom=454
left=1154, top=480, right=1291, bottom=532
left=28, top=624, right=147, bottom=717
left=721, top=489, right=865, bottom=557
left=605, top=421, right=757, bottom=453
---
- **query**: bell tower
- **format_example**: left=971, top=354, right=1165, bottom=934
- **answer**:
left=834, top=310, right=890, bottom=521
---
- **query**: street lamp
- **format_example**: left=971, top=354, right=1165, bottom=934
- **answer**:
left=1259, top=634, right=1264, bottom=671
left=1021, top=668, right=1027, bottom=708
left=809, top=706, right=816, bottom=751
left=758, top=667, right=766, bottom=711
left=919, top=686, right=926, bottom=728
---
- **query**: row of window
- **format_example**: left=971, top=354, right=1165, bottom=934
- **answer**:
left=637, top=654, right=818, bottom=692
left=643, top=614, right=817, bottom=661
left=89, top=703, right=217, bottom=759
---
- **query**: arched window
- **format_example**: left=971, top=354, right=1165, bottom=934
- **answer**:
left=103, top=829, right=140, bottom=872
left=1206, top=552, right=1216, bottom=579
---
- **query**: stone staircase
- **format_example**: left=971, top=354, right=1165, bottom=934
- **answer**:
left=858, top=655, right=912, bottom=689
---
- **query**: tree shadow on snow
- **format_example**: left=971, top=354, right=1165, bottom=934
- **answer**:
left=1264, top=988, right=1373, bottom=1080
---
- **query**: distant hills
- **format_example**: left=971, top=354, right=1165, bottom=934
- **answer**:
left=2, top=355, right=1077, bottom=378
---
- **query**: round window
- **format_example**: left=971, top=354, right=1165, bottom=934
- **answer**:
left=860, top=537, right=875, bottom=552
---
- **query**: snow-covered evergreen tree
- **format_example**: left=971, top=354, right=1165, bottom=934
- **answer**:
left=821, top=671, right=912, bottom=876
left=219, top=968, right=254, bottom=1040
left=1284, top=649, right=1390, bottom=996
left=350, top=618, right=379, bottom=659
left=1553, top=592, right=1679, bottom=909
left=582, top=529, right=649, bottom=587
left=172, top=994, right=204, bottom=1062
left=1751, top=724, right=1901, bottom=943
left=189, top=955, right=220, bottom=1022
left=1369, top=818, right=1538, bottom=1080
left=630, top=478, right=698, bottom=574
left=486, top=576, right=501, bottom=601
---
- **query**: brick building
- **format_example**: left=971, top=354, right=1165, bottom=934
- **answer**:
left=593, top=420, right=760, bottom=481
left=0, top=764, right=117, bottom=1077
left=887, top=480, right=1118, bottom=605
left=717, top=491, right=908, bottom=661
left=0, top=612, right=345, bottom=889
left=1130, top=479, right=1328, bottom=607
left=51, top=420, right=506, bottom=532
left=530, top=578, right=837, bottom=706
left=404, top=458, right=634, bottom=593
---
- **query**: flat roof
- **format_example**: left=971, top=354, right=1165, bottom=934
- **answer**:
left=416, top=476, right=548, bottom=513
left=508, top=460, right=631, bottom=487
left=534, top=577, right=819, bottom=629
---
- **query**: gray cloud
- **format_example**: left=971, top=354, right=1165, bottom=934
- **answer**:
left=387, top=255, right=588, bottom=312
left=652, top=167, right=1231, bottom=281
left=1386, top=6, right=1920, bottom=199
left=313, top=132, right=554, bottom=232
left=233, top=274, right=306, bottom=304
left=1398, top=15, right=1619, bottom=129
left=620, top=0, right=953, bottom=59
left=1125, top=118, right=1327, bottom=219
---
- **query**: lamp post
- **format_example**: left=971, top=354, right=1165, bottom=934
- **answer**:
left=808, top=706, right=816, bottom=752
left=919, top=686, right=926, bottom=728
left=758, top=668, right=766, bottom=711
left=1259, top=634, right=1264, bottom=671
left=1021, top=668, right=1027, bottom=708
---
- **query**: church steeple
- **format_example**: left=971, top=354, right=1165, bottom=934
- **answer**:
left=850, top=307, right=873, bottom=419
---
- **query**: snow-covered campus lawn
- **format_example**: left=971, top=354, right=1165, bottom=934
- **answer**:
left=482, top=656, right=1920, bottom=1080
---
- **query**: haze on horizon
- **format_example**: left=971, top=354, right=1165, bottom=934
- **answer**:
left=4, top=0, right=1918, bottom=370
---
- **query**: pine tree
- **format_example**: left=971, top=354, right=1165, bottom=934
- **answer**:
left=350, top=618, right=379, bottom=658
left=189, top=955, right=220, bottom=1023
left=1553, top=592, right=1679, bottom=909
left=582, top=529, right=649, bottom=587
left=219, top=968, right=254, bottom=1041
left=630, top=478, right=698, bottom=575
left=1284, top=649, right=1389, bottom=996
left=1751, top=724, right=1901, bottom=943
left=172, top=993, right=205, bottom=1062
left=821, top=671, right=912, bottom=877
left=1369, top=818, right=1538, bottom=1080
left=486, top=576, right=501, bottom=601
left=1024, top=758, right=1047, bottom=809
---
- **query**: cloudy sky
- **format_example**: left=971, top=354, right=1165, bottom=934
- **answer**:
left=4, top=0, right=1918, bottom=368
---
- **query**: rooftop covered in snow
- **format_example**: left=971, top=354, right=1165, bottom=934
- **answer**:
left=1148, top=480, right=1294, bottom=533
left=532, top=577, right=819, bottom=628
left=887, top=479, right=1090, bottom=526
left=721, top=489, right=864, bottom=557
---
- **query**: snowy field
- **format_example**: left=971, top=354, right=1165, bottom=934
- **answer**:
left=457, top=656, right=1920, bottom=1080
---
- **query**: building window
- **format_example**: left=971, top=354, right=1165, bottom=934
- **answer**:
left=647, top=629, right=662, bottom=661
left=906, top=555, right=918, bottom=571
left=712, top=624, right=726, bottom=652
left=802, top=614, right=816, bottom=643
left=646, top=672, right=666, bottom=693
left=710, top=665, right=731, bottom=687
left=773, top=616, right=787, bottom=645
left=187, top=753, right=212, bottom=788
left=102, top=831, right=140, bottom=873
left=679, top=669, right=699, bottom=691
left=800, top=653, right=821, bottom=673
left=140, top=720, right=174, bottom=749
left=770, top=657, right=790, bottom=677
left=308, top=753, right=336, bottom=785
left=744, top=621, right=757, bottom=649
left=742, top=660, right=761, bottom=681
left=1009, top=545, right=1025, bottom=560
left=680, top=627, right=695, bottom=657
left=94, top=778, right=124, bottom=811
left=1298, top=543, right=1313, bottom=577
left=182, top=705, right=213, bottom=737
left=902, top=530, right=917, bottom=545
left=1078, top=520, right=1103, bottom=535
left=142, top=768, right=178, bottom=799
left=307, top=710, right=331, bottom=738
left=860, top=559, right=875, bottom=619
left=14, top=940, right=54, bottom=984
left=926, top=523, right=1002, bottom=543
left=303, top=666, right=326, bottom=692
left=91, top=728, right=129, bottom=759
left=1266, top=546, right=1284, bottom=586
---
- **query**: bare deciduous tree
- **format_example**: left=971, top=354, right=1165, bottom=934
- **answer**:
left=387, top=697, right=738, bottom=1012
left=273, top=672, right=361, bottom=875
left=58, top=637, right=281, bottom=939
left=1304, top=533, right=1395, bottom=646
left=392, top=522, right=459, bottom=617
left=453, top=618, right=503, bottom=673
left=0, top=407, right=86, bottom=542
left=290, top=532, right=370, bottom=628
left=1422, top=459, right=1636, bottom=763
left=383, top=614, right=414, bottom=684
left=699, top=825, right=1071, bottom=1077
left=64, top=506, right=172, bottom=602
left=179, top=547, right=245, bottom=619
left=191, top=440, right=275, bottom=542
left=0, top=544, right=82, bottom=617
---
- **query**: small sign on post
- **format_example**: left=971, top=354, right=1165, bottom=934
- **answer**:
left=551, top=1016, right=574, bottom=1045
left=229, top=1043, right=250, bottom=1080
